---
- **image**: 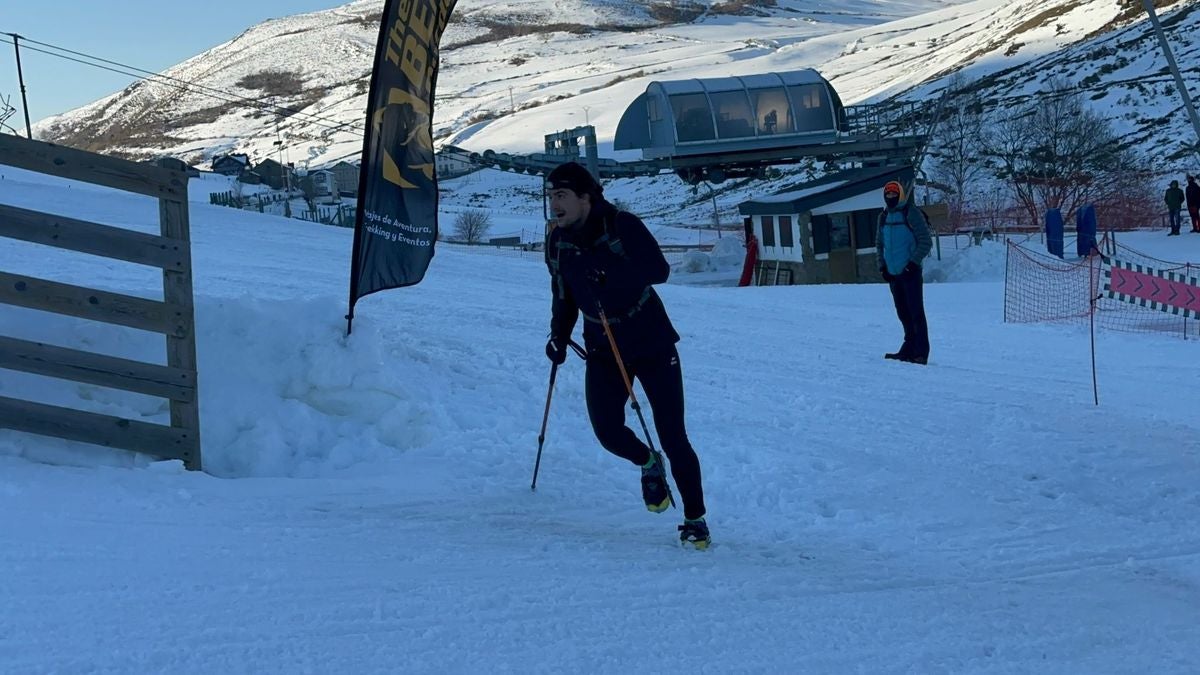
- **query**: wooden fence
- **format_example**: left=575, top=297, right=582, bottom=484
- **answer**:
left=0, top=134, right=202, bottom=470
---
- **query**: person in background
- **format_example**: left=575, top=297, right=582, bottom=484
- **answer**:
left=876, top=180, right=933, bottom=365
left=1185, top=175, right=1200, bottom=234
left=1165, top=179, right=1185, bottom=236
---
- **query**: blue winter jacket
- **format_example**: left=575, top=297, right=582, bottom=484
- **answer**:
left=875, top=202, right=933, bottom=276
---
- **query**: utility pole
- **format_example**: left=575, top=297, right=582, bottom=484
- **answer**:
left=274, top=116, right=285, bottom=190
left=8, top=33, right=33, bottom=139
left=704, top=183, right=722, bottom=239
left=1143, top=0, right=1200, bottom=159
left=508, top=86, right=515, bottom=114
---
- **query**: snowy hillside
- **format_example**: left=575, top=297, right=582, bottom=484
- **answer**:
left=4, top=135, right=1200, bottom=671
left=31, top=0, right=1200, bottom=175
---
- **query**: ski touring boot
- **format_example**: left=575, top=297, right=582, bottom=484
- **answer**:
left=678, top=517, right=711, bottom=550
left=640, top=451, right=671, bottom=513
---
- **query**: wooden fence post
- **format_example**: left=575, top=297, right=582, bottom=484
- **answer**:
left=0, top=135, right=203, bottom=469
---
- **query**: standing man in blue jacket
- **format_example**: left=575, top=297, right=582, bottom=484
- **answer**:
left=542, top=161, right=710, bottom=549
left=876, top=180, right=933, bottom=365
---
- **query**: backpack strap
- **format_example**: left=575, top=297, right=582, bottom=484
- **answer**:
left=594, top=210, right=628, bottom=260
left=879, top=204, right=914, bottom=233
left=546, top=229, right=574, bottom=300
left=580, top=288, right=653, bottom=325
left=547, top=209, right=631, bottom=301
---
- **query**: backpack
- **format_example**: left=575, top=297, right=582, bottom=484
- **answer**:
left=546, top=208, right=628, bottom=277
left=876, top=202, right=926, bottom=233
left=547, top=209, right=653, bottom=323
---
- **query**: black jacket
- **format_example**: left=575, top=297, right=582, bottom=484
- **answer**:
left=546, top=200, right=679, bottom=360
left=1187, top=181, right=1200, bottom=210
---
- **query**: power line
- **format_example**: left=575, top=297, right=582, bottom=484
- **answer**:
left=0, top=32, right=366, bottom=139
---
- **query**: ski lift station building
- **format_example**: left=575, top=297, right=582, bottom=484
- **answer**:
left=613, top=69, right=848, bottom=163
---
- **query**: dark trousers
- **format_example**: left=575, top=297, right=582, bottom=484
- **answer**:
left=1169, top=209, right=1182, bottom=234
left=888, top=267, right=930, bottom=360
left=1189, top=207, right=1200, bottom=232
left=585, top=344, right=706, bottom=520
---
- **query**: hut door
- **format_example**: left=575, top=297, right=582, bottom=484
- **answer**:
left=827, top=213, right=857, bottom=283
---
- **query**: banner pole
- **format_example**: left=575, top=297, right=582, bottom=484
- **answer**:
left=346, top=0, right=458, bottom=337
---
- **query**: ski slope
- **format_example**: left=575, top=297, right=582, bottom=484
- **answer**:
left=2, top=165, right=1199, bottom=672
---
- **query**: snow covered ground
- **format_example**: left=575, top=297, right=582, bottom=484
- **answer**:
left=2, top=164, right=1200, bottom=672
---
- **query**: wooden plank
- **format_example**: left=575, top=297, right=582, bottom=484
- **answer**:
left=0, top=203, right=189, bottom=270
left=0, top=271, right=191, bottom=337
left=0, top=395, right=193, bottom=462
left=156, top=168, right=202, bottom=471
left=0, top=335, right=195, bottom=402
left=0, top=134, right=185, bottom=200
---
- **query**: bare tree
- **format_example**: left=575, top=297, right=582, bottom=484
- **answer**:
left=1090, top=150, right=1159, bottom=230
left=298, top=175, right=317, bottom=212
left=982, top=108, right=1039, bottom=226
left=0, top=94, right=18, bottom=135
left=982, top=78, right=1130, bottom=227
left=453, top=209, right=492, bottom=244
left=928, top=72, right=986, bottom=229
left=230, top=178, right=246, bottom=209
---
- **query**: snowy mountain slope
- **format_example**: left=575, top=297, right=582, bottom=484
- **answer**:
left=32, top=0, right=1199, bottom=170
left=926, top=0, right=1200, bottom=160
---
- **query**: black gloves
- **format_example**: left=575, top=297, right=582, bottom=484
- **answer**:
left=880, top=268, right=894, bottom=282
left=903, top=261, right=920, bottom=275
left=545, top=336, right=567, bottom=365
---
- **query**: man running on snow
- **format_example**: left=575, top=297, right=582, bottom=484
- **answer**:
left=542, top=161, right=710, bottom=549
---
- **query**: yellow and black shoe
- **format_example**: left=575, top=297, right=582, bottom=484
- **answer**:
left=640, top=451, right=671, bottom=513
left=678, top=518, right=711, bottom=550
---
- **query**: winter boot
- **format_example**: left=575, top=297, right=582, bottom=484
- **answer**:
left=678, top=517, right=711, bottom=550
left=641, top=451, right=671, bottom=513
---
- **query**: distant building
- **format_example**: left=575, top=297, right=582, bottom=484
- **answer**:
left=150, top=157, right=200, bottom=178
left=309, top=170, right=337, bottom=200
left=252, top=158, right=294, bottom=190
left=435, top=150, right=477, bottom=179
left=211, top=153, right=250, bottom=176
left=738, top=165, right=944, bottom=285
left=329, top=161, right=360, bottom=196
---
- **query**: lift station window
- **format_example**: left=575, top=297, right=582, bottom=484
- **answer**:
left=788, top=84, right=832, bottom=132
left=709, top=90, right=755, bottom=140
left=750, top=88, right=792, bottom=135
left=670, top=93, right=716, bottom=142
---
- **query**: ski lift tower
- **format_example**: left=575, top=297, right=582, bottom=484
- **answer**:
left=544, top=125, right=599, bottom=178
left=1143, top=0, right=1200, bottom=159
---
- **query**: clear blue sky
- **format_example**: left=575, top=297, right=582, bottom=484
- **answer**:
left=0, top=0, right=356, bottom=129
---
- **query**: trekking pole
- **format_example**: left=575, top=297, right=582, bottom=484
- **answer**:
left=531, top=362, right=558, bottom=491
left=595, top=300, right=676, bottom=509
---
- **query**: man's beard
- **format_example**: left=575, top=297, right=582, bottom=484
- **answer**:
left=884, top=195, right=900, bottom=209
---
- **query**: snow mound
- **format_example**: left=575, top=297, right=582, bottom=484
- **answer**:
left=0, top=297, right=442, bottom=478
left=924, top=237, right=1008, bottom=283
left=675, top=235, right=746, bottom=274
